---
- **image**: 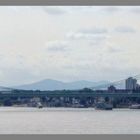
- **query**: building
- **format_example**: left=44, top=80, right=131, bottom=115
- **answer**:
left=136, top=84, right=140, bottom=90
left=108, top=85, right=116, bottom=93
left=125, top=77, right=137, bottom=90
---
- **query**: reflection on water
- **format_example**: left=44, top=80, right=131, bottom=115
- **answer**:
left=0, top=107, right=140, bottom=134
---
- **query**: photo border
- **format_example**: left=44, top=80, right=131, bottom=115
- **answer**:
left=0, top=134, right=140, bottom=140
left=0, top=0, right=140, bottom=140
left=0, top=0, right=140, bottom=5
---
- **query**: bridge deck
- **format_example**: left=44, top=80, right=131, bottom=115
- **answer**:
left=0, top=91, right=140, bottom=98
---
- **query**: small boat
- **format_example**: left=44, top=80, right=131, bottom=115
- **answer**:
left=129, top=104, right=140, bottom=109
left=37, top=102, right=43, bottom=109
left=95, top=102, right=113, bottom=110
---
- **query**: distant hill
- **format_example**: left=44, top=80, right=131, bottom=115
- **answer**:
left=14, top=79, right=110, bottom=91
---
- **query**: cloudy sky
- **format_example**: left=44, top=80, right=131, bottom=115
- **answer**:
left=0, top=6, right=140, bottom=86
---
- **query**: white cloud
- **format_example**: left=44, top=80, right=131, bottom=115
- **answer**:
left=0, top=6, right=140, bottom=86
left=41, top=6, right=68, bottom=15
left=102, top=6, right=121, bottom=13
left=129, top=7, right=140, bottom=14
left=46, top=40, right=68, bottom=52
left=79, top=28, right=108, bottom=34
left=114, top=26, right=136, bottom=33
left=66, top=28, right=108, bottom=40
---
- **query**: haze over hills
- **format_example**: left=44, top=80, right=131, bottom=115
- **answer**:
left=14, top=79, right=110, bottom=91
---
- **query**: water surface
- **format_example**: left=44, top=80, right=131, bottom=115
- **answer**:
left=0, top=107, right=140, bottom=134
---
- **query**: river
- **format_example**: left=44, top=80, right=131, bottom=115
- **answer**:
left=0, top=107, right=140, bottom=134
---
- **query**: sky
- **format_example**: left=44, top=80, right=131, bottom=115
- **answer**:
left=0, top=6, right=140, bottom=86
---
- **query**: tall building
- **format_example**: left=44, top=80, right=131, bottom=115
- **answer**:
left=125, top=77, right=137, bottom=90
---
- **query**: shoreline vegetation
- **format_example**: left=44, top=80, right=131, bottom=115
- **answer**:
left=0, top=96, right=139, bottom=109
left=1, top=88, right=140, bottom=109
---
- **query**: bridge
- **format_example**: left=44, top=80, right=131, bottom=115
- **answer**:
left=0, top=90, right=139, bottom=99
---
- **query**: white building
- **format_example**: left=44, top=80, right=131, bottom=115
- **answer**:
left=125, top=77, right=137, bottom=90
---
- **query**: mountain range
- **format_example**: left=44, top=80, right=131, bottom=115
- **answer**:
left=14, top=79, right=110, bottom=91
